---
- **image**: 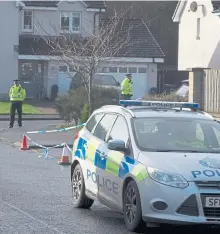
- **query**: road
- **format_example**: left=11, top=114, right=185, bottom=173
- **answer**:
left=0, top=139, right=134, bottom=234
left=0, top=120, right=215, bottom=233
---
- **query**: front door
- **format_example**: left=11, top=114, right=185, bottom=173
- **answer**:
left=19, top=61, right=44, bottom=99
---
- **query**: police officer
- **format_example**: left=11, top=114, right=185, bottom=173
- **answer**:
left=120, top=73, right=133, bottom=100
left=9, top=79, right=26, bottom=128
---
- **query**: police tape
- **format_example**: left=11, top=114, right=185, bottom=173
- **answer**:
left=25, top=123, right=85, bottom=134
left=24, top=133, right=71, bottom=160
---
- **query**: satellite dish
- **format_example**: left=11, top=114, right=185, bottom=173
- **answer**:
left=190, top=1, right=198, bottom=12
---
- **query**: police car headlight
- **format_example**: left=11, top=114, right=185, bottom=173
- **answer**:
left=147, top=167, right=188, bottom=189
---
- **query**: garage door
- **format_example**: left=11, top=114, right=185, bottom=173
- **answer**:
left=107, top=67, right=148, bottom=99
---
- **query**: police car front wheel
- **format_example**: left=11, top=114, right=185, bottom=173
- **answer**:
left=71, top=164, right=94, bottom=209
left=123, top=180, right=145, bottom=232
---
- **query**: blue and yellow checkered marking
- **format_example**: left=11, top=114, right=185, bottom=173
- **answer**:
left=73, top=136, right=148, bottom=182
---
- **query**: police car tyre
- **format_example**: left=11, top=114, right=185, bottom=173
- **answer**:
left=123, top=180, right=145, bottom=232
left=71, top=164, right=94, bottom=209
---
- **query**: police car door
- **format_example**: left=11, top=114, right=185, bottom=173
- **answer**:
left=78, top=113, right=104, bottom=198
left=86, top=113, right=117, bottom=199
left=102, top=115, right=132, bottom=209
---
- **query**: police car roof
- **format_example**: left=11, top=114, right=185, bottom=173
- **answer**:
left=97, top=105, right=214, bottom=120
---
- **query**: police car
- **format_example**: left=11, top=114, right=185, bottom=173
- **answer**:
left=71, top=100, right=220, bottom=232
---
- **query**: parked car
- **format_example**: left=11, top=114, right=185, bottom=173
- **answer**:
left=175, top=79, right=189, bottom=98
left=69, top=72, right=121, bottom=93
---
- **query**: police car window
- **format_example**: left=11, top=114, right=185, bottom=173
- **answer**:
left=108, top=116, right=129, bottom=144
left=196, top=123, right=204, bottom=141
left=132, top=117, right=220, bottom=153
left=93, top=114, right=117, bottom=141
left=212, top=126, right=220, bottom=145
left=86, top=114, right=104, bottom=132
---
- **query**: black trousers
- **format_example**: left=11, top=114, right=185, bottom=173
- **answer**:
left=120, top=94, right=132, bottom=100
left=10, top=101, right=22, bottom=127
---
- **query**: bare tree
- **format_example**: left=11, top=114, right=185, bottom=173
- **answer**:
left=35, top=8, right=144, bottom=114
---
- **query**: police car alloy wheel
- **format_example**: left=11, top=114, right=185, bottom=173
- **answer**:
left=123, top=180, right=145, bottom=232
left=71, top=164, right=94, bottom=208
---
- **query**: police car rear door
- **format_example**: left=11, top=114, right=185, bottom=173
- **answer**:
left=85, top=113, right=117, bottom=199
left=102, top=115, right=133, bottom=209
left=74, top=113, right=104, bottom=199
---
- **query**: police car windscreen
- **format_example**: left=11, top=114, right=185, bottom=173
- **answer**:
left=132, top=117, right=220, bottom=153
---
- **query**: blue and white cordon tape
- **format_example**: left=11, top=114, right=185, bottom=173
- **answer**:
left=26, top=123, right=85, bottom=134
left=24, top=122, right=85, bottom=159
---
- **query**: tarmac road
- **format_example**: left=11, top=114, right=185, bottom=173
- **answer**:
left=0, top=120, right=218, bottom=233
left=0, top=140, right=135, bottom=234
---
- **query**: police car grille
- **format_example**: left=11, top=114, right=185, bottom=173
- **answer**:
left=201, top=194, right=220, bottom=218
left=195, top=181, right=220, bottom=189
left=176, top=194, right=199, bottom=216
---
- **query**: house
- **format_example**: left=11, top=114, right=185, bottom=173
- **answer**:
left=173, top=0, right=220, bottom=71
left=172, top=0, right=220, bottom=112
left=103, top=1, right=189, bottom=93
left=0, top=0, right=164, bottom=100
left=0, top=1, right=19, bottom=99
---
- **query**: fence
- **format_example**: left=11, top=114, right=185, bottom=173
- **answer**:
left=203, top=69, right=220, bottom=113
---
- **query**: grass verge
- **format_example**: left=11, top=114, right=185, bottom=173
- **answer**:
left=0, top=102, right=41, bottom=114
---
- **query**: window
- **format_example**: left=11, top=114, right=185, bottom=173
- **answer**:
left=196, top=18, right=200, bottom=40
left=60, top=12, right=81, bottom=33
left=138, top=68, right=147, bottom=73
left=128, top=67, right=137, bottom=73
left=60, top=12, right=69, bottom=31
left=109, top=67, right=117, bottom=73
left=119, top=67, right=127, bottom=73
left=23, top=10, right=33, bottom=32
left=72, top=12, right=81, bottom=32
left=59, top=65, right=68, bottom=72
left=107, top=116, right=129, bottom=145
left=98, top=67, right=109, bottom=73
left=69, top=65, right=75, bottom=72
left=86, top=114, right=104, bottom=132
left=93, top=114, right=117, bottom=141
left=93, top=74, right=118, bottom=86
left=132, top=117, right=220, bottom=153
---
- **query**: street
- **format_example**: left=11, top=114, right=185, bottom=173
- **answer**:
left=0, top=137, right=132, bottom=234
left=0, top=120, right=216, bottom=233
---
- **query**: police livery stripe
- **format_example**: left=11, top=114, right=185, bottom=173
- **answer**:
left=73, top=129, right=149, bottom=182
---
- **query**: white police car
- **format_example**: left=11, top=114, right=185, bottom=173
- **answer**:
left=71, top=100, right=220, bottom=232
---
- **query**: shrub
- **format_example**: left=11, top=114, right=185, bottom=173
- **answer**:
left=143, top=92, right=188, bottom=102
left=80, top=103, right=90, bottom=123
left=55, top=86, right=120, bottom=124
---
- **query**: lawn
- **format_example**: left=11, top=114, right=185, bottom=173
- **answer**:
left=0, top=102, right=41, bottom=114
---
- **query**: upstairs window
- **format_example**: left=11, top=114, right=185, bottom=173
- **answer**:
left=60, top=12, right=81, bottom=33
left=23, top=10, right=33, bottom=32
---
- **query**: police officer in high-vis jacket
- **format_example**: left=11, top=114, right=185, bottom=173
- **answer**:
left=120, top=73, right=133, bottom=100
left=9, top=79, right=26, bottom=128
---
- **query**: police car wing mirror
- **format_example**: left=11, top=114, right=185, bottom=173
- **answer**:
left=107, top=139, right=126, bottom=152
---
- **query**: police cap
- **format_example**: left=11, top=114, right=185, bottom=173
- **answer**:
left=126, top=73, right=132, bottom=77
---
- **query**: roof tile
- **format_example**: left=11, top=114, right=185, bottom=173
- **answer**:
left=19, top=19, right=164, bottom=59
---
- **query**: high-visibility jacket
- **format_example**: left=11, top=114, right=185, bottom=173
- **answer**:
left=121, top=77, right=133, bottom=95
left=9, top=85, right=26, bottom=102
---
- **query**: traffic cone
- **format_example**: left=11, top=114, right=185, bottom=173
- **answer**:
left=20, top=134, right=29, bottom=150
left=58, top=144, right=71, bottom=165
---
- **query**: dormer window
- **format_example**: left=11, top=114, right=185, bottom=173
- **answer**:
left=22, top=10, right=33, bottom=32
left=60, top=12, right=81, bottom=33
